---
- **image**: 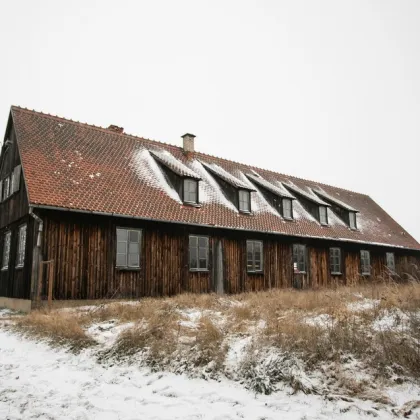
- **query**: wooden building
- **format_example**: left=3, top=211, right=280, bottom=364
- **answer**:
left=1, top=106, right=419, bottom=311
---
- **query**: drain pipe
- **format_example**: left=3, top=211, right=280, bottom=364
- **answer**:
left=29, top=206, right=43, bottom=247
left=29, top=207, right=43, bottom=306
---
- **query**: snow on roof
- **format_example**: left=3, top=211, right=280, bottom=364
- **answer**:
left=236, top=172, right=280, bottom=216
left=282, top=182, right=330, bottom=206
left=130, top=148, right=182, bottom=203
left=189, top=160, right=238, bottom=211
left=312, top=187, right=358, bottom=212
left=149, top=149, right=201, bottom=180
left=200, top=161, right=256, bottom=191
left=246, top=173, right=295, bottom=199
left=327, top=207, right=347, bottom=227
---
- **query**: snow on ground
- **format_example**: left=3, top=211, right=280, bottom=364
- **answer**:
left=303, top=314, right=336, bottom=328
left=2, top=329, right=417, bottom=420
left=2, top=321, right=420, bottom=420
left=347, top=298, right=379, bottom=312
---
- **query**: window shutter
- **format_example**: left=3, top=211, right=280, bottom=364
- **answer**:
left=12, top=165, right=21, bottom=193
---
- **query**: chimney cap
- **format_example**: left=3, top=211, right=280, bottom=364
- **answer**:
left=181, top=133, right=196, bottom=138
left=108, top=125, right=124, bottom=134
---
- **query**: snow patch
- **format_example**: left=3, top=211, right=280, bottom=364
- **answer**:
left=130, top=148, right=182, bottom=203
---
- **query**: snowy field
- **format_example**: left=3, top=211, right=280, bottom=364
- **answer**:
left=2, top=328, right=419, bottom=420
left=1, top=285, right=420, bottom=420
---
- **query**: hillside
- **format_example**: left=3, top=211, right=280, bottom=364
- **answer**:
left=1, top=282, right=420, bottom=419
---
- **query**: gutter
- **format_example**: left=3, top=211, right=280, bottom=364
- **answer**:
left=29, top=203, right=420, bottom=253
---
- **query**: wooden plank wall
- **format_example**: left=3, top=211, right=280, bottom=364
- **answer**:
left=0, top=122, right=33, bottom=300
left=37, top=210, right=420, bottom=301
left=0, top=216, right=34, bottom=299
left=0, top=125, right=29, bottom=229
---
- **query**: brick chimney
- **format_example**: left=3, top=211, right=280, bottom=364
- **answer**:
left=108, top=125, right=124, bottom=134
left=182, top=133, right=196, bottom=153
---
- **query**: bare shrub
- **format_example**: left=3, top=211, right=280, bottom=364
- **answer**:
left=113, top=307, right=180, bottom=365
left=192, top=316, right=226, bottom=368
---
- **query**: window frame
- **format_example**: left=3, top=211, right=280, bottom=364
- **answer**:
left=360, top=250, right=371, bottom=275
left=385, top=252, right=395, bottom=273
left=238, top=189, right=251, bottom=213
left=293, top=244, right=307, bottom=273
left=246, top=240, right=263, bottom=273
left=282, top=198, right=293, bottom=220
left=183, top=178, right=199, bottom=204
left=115, top=228, right=142, bottom=270
left=2, top=176, right=10, bottom=201
left=189, top=235, right=210, bottom=272
left=1, top=231, right=11, bottom=271
left=349, top=212, right=357, bottom=230
left=319, top=205, right=328, bottom=225
left=329, top=247, right=342, bottom=275
left=16, top=224, right=27, bottom=268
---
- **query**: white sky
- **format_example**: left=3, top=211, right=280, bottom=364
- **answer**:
left=1, top=0, right=419, bottom=241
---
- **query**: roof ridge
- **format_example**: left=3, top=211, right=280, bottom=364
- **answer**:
left=10, top=105, right=368, bottom=198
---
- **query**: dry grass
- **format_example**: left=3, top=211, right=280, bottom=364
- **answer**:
left=11, top=280, right=420, bottom=396
left=14, top=310, right=95, bottom=351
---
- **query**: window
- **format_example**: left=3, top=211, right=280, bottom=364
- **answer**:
left=319, top=206, right=328, bottom=225
left=349, top=212, right=357, bottom=229
left=2, top=176, right=10, bottom=201
left=238, top=190, right=251, bottom=212
left=183, top=179, right=198, bottom=204
left=360, top=250, right=371, bottom=275
left=2, top=231, right=11, bottom=270
left=386, top=252, right=395, bottom=272
left=330, top=247, right=342, bottom=274
left=116, top=228, right=141, bottom=268
left=247, top=240, right=263, bottom=272
left=293, top=244, right=306, bottom=273
left=282, top=198, right=293, bottom=219
left=189, top=235, right=209, bottom=271
left=16, top=225, right=27, bottom=268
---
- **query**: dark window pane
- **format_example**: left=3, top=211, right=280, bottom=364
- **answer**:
left=199, top=237, right=208, bottom=247
left=320, top=206, right=328, bottom=225
left=199, top=259, right=207, bottom=269
left=129, top=230, right=139, bottom=243
left=199, top=247, right=207, bottom=259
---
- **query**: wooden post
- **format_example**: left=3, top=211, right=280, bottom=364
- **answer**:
left=48, top=261, right=54, bottom=309
left=37, top=261, right=44, bottom=305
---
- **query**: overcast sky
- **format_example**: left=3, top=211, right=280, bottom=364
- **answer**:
left=1, top=1, right=419, bottom=240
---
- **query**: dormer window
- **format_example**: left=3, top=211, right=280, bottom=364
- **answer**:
left=319, top=206, right=328, bottom=225
left=349, top=212, right=357, bottom=229
left=282, top=198, right=293, bottom=219
left=183, top=178, right=198, bottom=204
left=238, top=189, right=251, bottom=213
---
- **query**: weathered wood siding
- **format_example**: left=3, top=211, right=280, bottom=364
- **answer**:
left=0, top=216, right=34, bottom=299
left=0, top=123, right=33, bottom=299
left=0, top=125, right=29, bottom=228
left=35, top=210, right=420, bottom=301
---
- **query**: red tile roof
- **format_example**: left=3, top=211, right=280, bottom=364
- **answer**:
left=10, top=106, right=420, bottom=250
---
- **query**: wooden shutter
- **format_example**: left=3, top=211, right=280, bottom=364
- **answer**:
left=12, top=165, right=21, bottom=193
